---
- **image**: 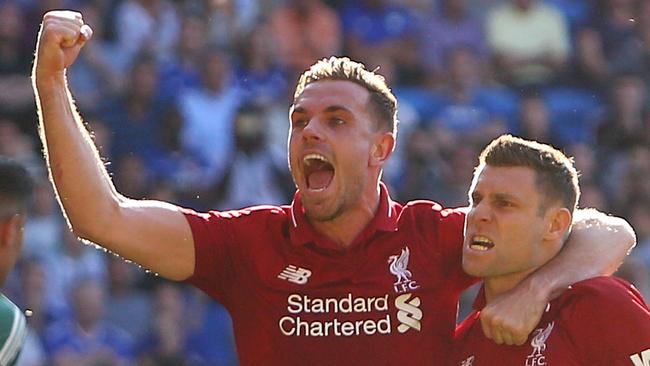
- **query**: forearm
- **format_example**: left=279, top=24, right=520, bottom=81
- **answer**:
left=33, top=70, right=122, bottom=239
left=525, top=208, right=636, bottom=300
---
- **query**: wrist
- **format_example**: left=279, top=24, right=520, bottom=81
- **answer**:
left=34, top=68, right=66, bottom=91
left=524, top=274, right=555, bottom=303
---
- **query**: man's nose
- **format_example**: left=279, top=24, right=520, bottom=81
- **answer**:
left=302, top=118, right=325, bottom=142
left=470, top=201, right=491, bottom=223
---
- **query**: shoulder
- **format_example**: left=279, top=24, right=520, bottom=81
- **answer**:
left=400, top=200, right=466, bottom=222
left=562, top=276, right=646, bottom=306
left=0, top=294, right=27, bottom=365
left=554, top=276, right=650, bottom=324
left=181, top=204, right=289, bottom=225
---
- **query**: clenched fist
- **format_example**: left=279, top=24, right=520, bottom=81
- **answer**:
left=34, top=11, right=93, bottom=81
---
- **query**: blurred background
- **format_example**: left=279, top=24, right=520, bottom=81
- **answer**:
left=0, top=0, right=649, bottom=364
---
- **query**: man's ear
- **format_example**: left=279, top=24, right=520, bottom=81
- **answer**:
left=0, top=215, right=25, bottom=250
left=369, top=132, right=395, bottom=167
left=544, top=207, right=572, bottom=242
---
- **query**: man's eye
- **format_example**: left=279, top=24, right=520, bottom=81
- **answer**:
left=330, top=118, right=345, bottom=126
left=293, top=119, right=307, bottom=127
left=497, top=200, right=513, bottom=208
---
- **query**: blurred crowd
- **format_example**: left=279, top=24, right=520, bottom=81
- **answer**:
left=0, top=0, right=649, bottom=364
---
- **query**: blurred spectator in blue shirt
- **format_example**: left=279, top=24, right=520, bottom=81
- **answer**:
left=419, top=0, right=487, bottom=85
left=44, top=279, right=134, bottom=366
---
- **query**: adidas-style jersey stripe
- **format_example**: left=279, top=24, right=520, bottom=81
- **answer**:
left=0, top=294, right=27, bottom=366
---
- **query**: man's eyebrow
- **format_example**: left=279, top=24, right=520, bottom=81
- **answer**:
left=291, top=106, right=306, bottom=115
left=324, top=105, right=352, bottom=114
left=492, top=192, right=521, bottom=202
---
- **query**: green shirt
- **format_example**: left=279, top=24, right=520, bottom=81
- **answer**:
left=0, top=293, right=26, bottom=366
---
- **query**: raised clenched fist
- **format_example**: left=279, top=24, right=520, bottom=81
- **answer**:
left=34, top=11, right=93, bottom=80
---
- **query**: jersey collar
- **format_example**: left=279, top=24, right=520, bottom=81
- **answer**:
left=288, top=182, right=398, bottom=249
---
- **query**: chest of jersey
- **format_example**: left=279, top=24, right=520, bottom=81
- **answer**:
left=224, top=226, right=464, bottom=365
left=453, top=320, right=582, bottom=366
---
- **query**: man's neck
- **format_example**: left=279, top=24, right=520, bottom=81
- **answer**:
left=311, top=186, right=381, bottom=249
left=484, top=268, right=536, bottom=303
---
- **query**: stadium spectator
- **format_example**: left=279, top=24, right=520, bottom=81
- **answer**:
left=518, top=93, right=555, bottom=144
left=205, top=0, right=261, bottom=52
left=101, top=54, right=166, bottom=164
left=114, top=0, right=180, bottom=65
left=43, top=279, right=134, bottom=366
left=575, top=0, right=640, bottom=87
left=486, top=0, right=571, bottom=88
left=0, top=3, right=34, bottom=128
left=339, top=0, right=417, bottom=79
left=66, top=1, right=126, bottom=114
left=22, top=180, right=63, bottom=260
left=235, top=24, right=289, bottom=106
left=418, top=0, right=487, bottom=83
left=105, top=256, right=152, bottom=341
left=268, top=0, right=342, bottom=74
left=157, top=13, right=207, bottom=103
left=137, top=282, right=188, bottom=365
left=32, top=12, right=635, bottom=364
left=203, top=103, right=293, bottom=209
left=431, top=46, right=506, bottom=148
left=177, top=47, right=243, bottom=184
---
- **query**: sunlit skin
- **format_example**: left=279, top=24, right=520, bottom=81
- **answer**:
left=0, top=215, right=26, bottom=285
left=288, top=80, right=395, bottom=247
left=463, top=165, right=571, bottom=302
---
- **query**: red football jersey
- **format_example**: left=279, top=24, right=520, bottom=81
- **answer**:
left=183, top=183, right=475, bottom=365
left=450, top=276, right=650, bottom=366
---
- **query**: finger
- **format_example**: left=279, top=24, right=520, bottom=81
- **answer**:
left=491, top=329, right=505, bottom=345
left=501, top=331, right=515, bottom=346
left=80, top=24, right=93, bottom=43
left=44, top=10, right=83, bottom=24
left=512, top=332, right=528, bottom=346
left=49, top=21, right=85, bottom=48
left=479, top=315, right=494, bottom=341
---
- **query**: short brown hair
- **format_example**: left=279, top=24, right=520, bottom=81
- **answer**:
left=0, top=157, right=34, bottom=218
left=293, top=57, right=398, bottom=134
left=477, top=135, right=580, bottom=213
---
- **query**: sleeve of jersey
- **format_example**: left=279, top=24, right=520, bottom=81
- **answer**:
left=438, top=207, right=479, bottom=291
left=180, top=207, right=239, bottom=306
left=568, top=277, right=650, bottom=365
left=0, top=295, right=27, bottom=366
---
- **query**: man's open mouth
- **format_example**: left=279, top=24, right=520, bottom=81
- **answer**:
left=303, top=154, right=335, bottom=191
left=469, top=235, right=495, bottom=251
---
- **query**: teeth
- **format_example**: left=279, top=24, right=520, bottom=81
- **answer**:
left=303, top=154, right=329, bottom=165
left=472, top=235, right=492, bottom=244
left=470, top=244, right=489, bottom=251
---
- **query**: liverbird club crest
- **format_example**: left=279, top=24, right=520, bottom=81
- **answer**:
left=526, top=322, right=555, bottom=366
left=388, top=247, right=420, bottom=293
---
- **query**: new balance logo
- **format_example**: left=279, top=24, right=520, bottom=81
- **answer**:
left=631, top=349, right=650, bottom=366
left=278, top=265, right=312, bottom=285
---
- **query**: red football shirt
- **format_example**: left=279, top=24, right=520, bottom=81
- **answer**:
left=183, top=183, right=475, bottom=365
left=450, top=276, right=650, bottom=366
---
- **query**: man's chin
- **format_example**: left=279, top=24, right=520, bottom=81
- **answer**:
left=304, top=202, right=341, bottom=223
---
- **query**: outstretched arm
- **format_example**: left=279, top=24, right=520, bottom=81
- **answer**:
left=480, top=208, right=636, bottom=345
left=33, top=11, right=194, bottom=280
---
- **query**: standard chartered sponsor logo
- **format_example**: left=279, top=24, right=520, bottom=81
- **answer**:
left=279, top=292, right=423, bottom=337
left=395, top=293, right=422, bottom=333
left=279, top=293, right=390, bottom=337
